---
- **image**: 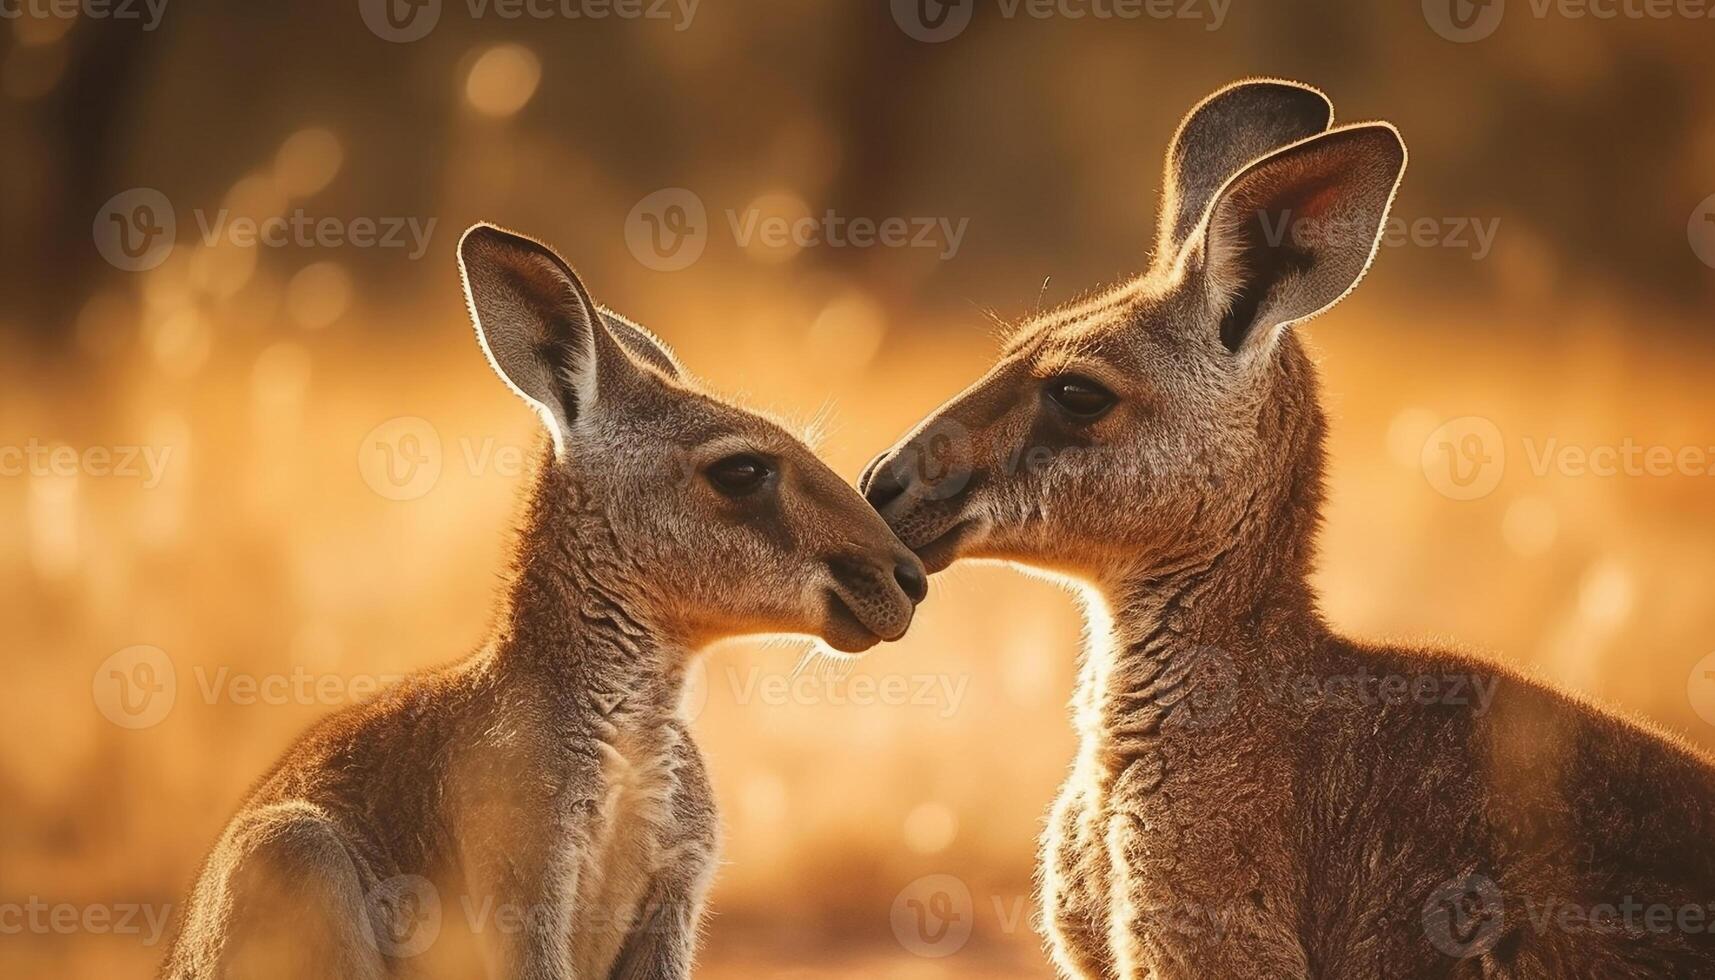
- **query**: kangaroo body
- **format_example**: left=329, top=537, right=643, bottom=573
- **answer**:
left=1039, top=343, right=1715, bottom=979
left=864, top=80, right=1715, bottom=978
left=164, top=224, right=923, bottom=978
left=162, top=462, right=718, bottom=980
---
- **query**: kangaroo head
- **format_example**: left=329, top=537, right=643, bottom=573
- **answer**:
left=459, top=224, right=925, bottom=653
left=863, top=80, right=1406, bottom=588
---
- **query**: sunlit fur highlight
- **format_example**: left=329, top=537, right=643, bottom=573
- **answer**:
left=160, top=225, right=922, bottom=979
left=865, top=80, right=1715, bottom=979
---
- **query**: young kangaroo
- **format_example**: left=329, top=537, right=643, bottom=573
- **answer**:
left=162, top=224, right=927, bottom=979
left=863, top=80, right=1715, bottom=978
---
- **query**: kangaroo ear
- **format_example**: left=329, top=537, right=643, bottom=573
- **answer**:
left=598, top=311, right=684, bottom=381
left=1155, top=79, right=1334, bottom=268
left=458, top=223, right=639, bottom=447
left=1192, top=123, right=1406, bottom=356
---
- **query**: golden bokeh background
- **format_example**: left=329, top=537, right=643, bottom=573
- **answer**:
left=4, top=1, right=1715, bottom=976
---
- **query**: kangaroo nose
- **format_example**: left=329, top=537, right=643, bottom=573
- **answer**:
left=894, top=559, right=928, bottom=604
left=863, top=452, right=908, bottom=512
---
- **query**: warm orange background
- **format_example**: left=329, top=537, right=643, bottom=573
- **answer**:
left=4, top=2, right=1715, bottom=976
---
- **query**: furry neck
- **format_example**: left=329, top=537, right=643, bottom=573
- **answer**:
left=490, top=449, right=689, bottom=711
left=1074, top=346, right=1329, bottom=772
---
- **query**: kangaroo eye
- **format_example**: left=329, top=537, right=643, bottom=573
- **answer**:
left=1045, top=375, right=1116, bottom=419
left=705, top=453, right=772, bottom=497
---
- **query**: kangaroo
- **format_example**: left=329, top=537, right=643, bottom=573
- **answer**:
left=862, top=80, right=1715, bottom=978
left=161, top=223, right=927, bottom=979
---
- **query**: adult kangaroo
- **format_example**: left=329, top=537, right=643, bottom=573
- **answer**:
left=862, top=80, right=1715, bottom=978
left=162, top=224, right=927, bottom=979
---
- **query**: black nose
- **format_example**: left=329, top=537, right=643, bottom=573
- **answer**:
left=894, top=561, right=928, bottom=604
left=863, top=452, right=908, bottom=512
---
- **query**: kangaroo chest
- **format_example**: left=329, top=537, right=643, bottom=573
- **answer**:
left=1042, top=626, right=1301, bottom=977
left=568, top=719, right=708, bottom=977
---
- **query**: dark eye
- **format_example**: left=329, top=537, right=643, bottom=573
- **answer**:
left=704, top=453, right=772, bottom=497
left=1045, top=375, right=1116, bottom=419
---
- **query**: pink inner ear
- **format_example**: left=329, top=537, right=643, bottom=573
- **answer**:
left=1290, top=179, right=1343, bottom=220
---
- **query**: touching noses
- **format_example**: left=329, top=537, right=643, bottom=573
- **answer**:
left=860, top=449, right=908, bottom=513
left=893, top=558, right=928, bottom=604
left=863, top=451, right=929, bottom=602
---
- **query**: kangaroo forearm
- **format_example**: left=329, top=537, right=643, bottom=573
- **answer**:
left=605, top=882, right=701, bottom=980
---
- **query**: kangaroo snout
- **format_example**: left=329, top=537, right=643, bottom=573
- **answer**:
left=860, top=442, right=983, bottom=575
left=819, top=546, right=926, bottom=652
left=858, top=449, right=907, bottom=510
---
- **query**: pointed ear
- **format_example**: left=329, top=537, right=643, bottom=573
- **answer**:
left=1155, top=79, right=1334, bottom=268
left=598, top=310, right=684, bottom=381
left=458, top=223, right=640, bottom=446
left=1192, top=122, right=1406, bottom=356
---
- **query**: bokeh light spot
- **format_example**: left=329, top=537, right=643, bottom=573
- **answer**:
left=274, top=128, right=344, bottom=198
left=465, top=45, right=542, bottom=118
left=903, top=801, right=958, bottom=855
left=286, top=261, right=353, bottom=329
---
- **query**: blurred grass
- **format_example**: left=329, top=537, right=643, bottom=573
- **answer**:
left=5, top=2, right=1715, bottom=975
left=4, top=285, right=1715, bottom=975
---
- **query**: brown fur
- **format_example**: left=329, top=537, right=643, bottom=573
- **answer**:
left=161, top=224, right=924, bottom=978
left=864, top=81, right=1715, bottom=978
